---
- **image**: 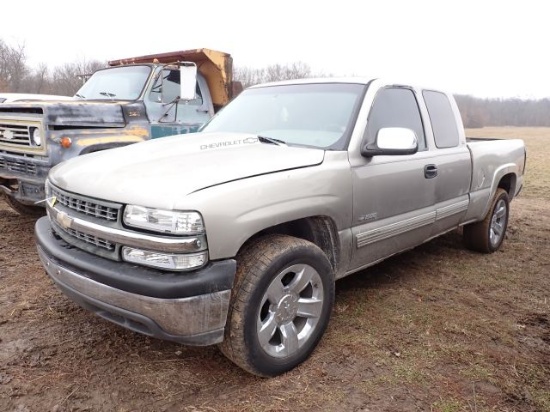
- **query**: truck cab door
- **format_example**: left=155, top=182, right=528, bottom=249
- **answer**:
left=349, top=87, right=437, bottom=271
left=145, top=68, right=213, bottom=138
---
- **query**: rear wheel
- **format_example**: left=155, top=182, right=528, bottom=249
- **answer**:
left=3, top=194, right=45, bottom=217
left=219, top=235, right=335, bottom=377
left=464, top=188, right=509, bottom=253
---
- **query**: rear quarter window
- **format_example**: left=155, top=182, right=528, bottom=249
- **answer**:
left=423, top=90, right=460, bottom=148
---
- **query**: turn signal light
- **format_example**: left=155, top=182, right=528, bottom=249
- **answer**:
left=60, top=137, right=72, bottom=148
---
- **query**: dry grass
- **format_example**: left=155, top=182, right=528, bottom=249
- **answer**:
left=467, top=126, right=550, bottom=199
left=0, top=127, right=549, bottom=411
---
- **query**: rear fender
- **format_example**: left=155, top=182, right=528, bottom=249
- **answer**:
left=464, top=164, right=519, bottom=223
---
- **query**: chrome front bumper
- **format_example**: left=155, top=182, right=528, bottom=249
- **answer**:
left=35, top=217, right=236, bottom=346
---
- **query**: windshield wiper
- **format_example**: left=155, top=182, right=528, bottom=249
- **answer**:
left=99, top=92, right=116, bottom=100
left=258, top=135, right=286, bottom=146
left=75, top=93, right=85, bottom=99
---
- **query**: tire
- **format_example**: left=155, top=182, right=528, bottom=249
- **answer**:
left=464, top=188, right=509, bottom=253
left=219, top=234, right=335, bottom=377
left=3, top=194, right=45, bottom=217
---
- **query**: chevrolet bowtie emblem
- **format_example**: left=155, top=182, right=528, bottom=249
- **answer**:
left=3, top=130, right=15, bottom=140
left=56, top=210, right=73, bottom=230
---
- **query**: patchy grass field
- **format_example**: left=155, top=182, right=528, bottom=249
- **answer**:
left=1, top=127, right=549, bottom=411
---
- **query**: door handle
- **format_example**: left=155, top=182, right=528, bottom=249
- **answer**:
left=424, top=164, right=438, bottom=179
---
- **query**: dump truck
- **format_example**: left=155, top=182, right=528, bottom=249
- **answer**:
left=0, top=48, right=240, bottom=215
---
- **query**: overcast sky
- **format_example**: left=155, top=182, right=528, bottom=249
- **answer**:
left=2, top=0, right=547, bottom=99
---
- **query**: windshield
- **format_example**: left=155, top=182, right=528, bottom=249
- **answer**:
left=75, top=65, right=151, bottom=100
left=201, top=83, right=366, bottom=150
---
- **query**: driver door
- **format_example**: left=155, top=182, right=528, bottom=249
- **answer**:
left=349, top=87, right=437, bottom=271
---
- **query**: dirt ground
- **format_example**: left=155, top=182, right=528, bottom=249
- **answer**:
left=1, top=128, right=549, bottom=411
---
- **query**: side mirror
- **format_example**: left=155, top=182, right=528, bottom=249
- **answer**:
left=179, top=63, right=198, bottom=101
left=361, top=127, right=418, bottom=157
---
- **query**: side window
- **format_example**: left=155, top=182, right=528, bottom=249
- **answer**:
left=149, top=69, right=203, bottom=105
left=423, top=90, right=459, bottom=148
left=366, top=87, right=426, bottom=151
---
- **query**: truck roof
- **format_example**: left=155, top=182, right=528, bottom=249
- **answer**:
left=248, top=77, right=452, bottom=95
left=248, top=77, right=376, bottom=88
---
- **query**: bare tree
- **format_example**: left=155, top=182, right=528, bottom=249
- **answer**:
left=234, top=62, right=312, bottom=88
left=20, top=63, right=52, bottom=94
left=0, top=39, right=28, bottom=92
left=51, top=59, right=105, bottom=96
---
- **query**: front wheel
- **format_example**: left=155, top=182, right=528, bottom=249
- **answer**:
left=219, top=235, right=335, bottom=377
left=464, top=188, right=509, bottom=253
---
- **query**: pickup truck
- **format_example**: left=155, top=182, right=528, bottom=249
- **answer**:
left=35, top=78, right=526, bottom=377
left=0, top=48, right=239, bottom=215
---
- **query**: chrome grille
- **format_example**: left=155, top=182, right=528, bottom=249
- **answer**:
left=0, top=157, right=37, bottom=175
left=0, top=123, right=31, bottom=146
left=65, top=227, right=115, bottom=251
left=50, top=186, right=120, bottom=222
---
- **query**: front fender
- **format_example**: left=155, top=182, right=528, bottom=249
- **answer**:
left=50, top=126, right=150, bottom=162
left=184, top=153, right=353, bottom=260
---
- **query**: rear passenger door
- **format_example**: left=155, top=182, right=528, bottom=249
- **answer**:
left=422, top=90, right=472, bottom=236
left=350, top=87, right=437, bottom=271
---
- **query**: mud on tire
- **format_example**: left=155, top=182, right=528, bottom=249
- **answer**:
left=219, top=234, right=335, bottom=377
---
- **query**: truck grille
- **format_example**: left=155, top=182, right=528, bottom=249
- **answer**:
left=0, top=123, right=31, bottom=146
left=64, top=227, right=115, bottom=251
left=0, top=157, right=37, bottom=175
left=50, top=186, right=120, bottom=222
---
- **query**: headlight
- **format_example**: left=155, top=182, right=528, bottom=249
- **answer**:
left=123, top=205, right=204, bottom=235
left=122, top=247, right=208, bottom=271
left=31, top=127, right=42, bottom=146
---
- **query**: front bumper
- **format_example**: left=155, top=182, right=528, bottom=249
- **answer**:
left=35, top=217, right=236, bottom=346
left=0, top=152, right=50, bottom=203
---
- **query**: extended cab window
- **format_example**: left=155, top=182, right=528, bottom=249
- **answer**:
left=366, top=87, right=426, bottom=151
left=423, top=90, right=460, bottom=148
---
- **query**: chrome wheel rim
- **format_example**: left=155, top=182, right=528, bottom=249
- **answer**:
left=490, top=199, right=507, bottom=248
left=257, top=263, right=324, bottom=358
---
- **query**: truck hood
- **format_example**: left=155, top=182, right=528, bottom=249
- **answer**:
left=0, top=100, right=130, bottom=127
left=49, top=132, right=325, bottom=208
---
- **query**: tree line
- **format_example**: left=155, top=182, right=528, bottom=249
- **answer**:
left=454, top=95, right=550, bottom=128
left=1, top=39, right=548, bottom=128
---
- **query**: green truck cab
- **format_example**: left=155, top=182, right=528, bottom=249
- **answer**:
left=0, top=48, right=239, bottom=215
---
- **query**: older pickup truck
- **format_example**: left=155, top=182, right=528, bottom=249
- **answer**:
left=35, top=78, right=526, bottom=377
left=0, top=49, right=239, bottom=215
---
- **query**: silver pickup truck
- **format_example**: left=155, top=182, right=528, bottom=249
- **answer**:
left=35, top=78, right=526, bottom=377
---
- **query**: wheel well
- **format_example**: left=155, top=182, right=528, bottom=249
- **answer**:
left=240, top=216, right=341, bottom=273
left=498, top=173, right=516, bottom=198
